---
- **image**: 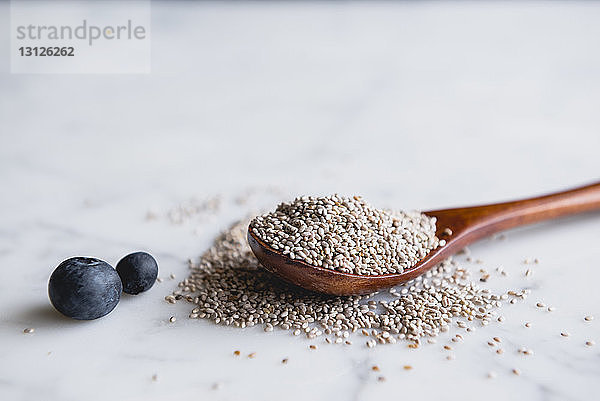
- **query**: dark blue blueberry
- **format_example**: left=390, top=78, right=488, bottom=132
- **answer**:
left=116, top=252, right=158, bottom=295
left=48, top=257, right=122, bottom=320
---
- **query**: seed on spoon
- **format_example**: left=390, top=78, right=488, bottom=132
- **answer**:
left=248, top=185, right=599, bottom=296
left=249, top=195, right=439, bottom=276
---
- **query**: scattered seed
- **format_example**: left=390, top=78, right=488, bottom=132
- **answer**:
left=446, top=355, right=455, bottom=360
left=525, top=269, right=532, bottom=277
left=496, top=349, right=504, bottom=354
left=309, top=345, right=317, bottom=350
left=525, top=322, right=532, bottom=328
left=536, top=302, right=545, bottom=308
left=561, top=332, right=570, bottom=337
left=152, top=374, right=158, bottom=382
left=23, top=328, right=34, bottom=334
left=169, top=316, right=176, bottom=323
left=372, top=365, right=380, bottom=372
left=282, top=358, right=288, bottom=364
left=169, top=273, right=176, bottom=280
left=584, top=316, right=594, bottom=322
left=167, top=217, right=524, bottom=350
left=586, top=341, right=595, bottom=346
left=403, top=365, right=413, bottom=370
left=444, top=345, right=452, bottom=350
left=233, top=350, right=240, bottom=356
left=248, top=353, right=256, bottom=358
left=377, top=376, right=386, bottom=382
left=487, top=371, right=497, bottom=379
left=547, top=306, right=556, bottom=312
left=493, top=337, right=501, bottom=343
left=497, top=316, right=505, bottom=323
left=512, top=368, right=520, bottom=376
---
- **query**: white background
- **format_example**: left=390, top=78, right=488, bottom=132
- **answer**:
left=1, top=2, right=599, bottom=401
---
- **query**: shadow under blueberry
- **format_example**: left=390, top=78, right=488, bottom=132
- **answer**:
left=19, top=303, right=97, bottom=328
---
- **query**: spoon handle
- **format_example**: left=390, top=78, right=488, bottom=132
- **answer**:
left=428, top=181, right=600, bottom=239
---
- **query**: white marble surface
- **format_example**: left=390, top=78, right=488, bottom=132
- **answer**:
left=1, top=2, right=600, bottom=400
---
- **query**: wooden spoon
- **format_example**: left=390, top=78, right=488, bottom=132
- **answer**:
left=248, top=182, right=600, bottom=296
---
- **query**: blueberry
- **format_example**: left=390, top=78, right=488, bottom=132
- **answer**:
left=48, top=257, right=122, bottom=320
left=116, top=252, right=158, bottom=295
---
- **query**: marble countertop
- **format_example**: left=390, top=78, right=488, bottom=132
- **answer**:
left=1, top=2, right=600, bottom=400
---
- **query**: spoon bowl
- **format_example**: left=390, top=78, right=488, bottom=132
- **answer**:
left=248, top=182, right=600, bottom=296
